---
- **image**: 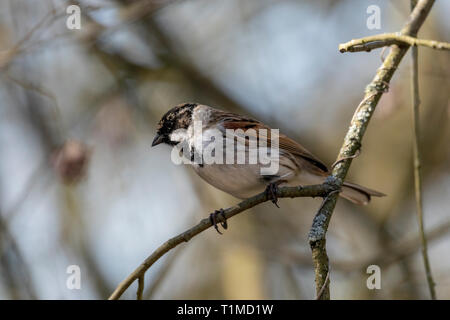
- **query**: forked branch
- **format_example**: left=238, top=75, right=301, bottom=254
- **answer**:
left=109, top=183, right=337, bottom=300
left=309, top=0, right=436, bottom=299
left=339, top=33, right=450, bottom=53
left=109, top=0, right=438, bottom=301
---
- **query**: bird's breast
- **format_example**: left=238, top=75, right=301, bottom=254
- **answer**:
left=193, top=163, right=270, bottom=199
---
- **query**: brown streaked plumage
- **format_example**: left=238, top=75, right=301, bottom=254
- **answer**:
left=152, top=103, right=385, bottom=205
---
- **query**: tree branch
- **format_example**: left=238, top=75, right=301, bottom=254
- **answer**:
left=339, top=33, right=450, bottom=53
left=309, top=0, right=436, bottom=300
left=136, top=275, right=144, bottom=300
left=108, top=183, right=336, bottom=300
left=410, top=0, right=436, bottom=300
left=108, top=0, right=438, bottom=300
left=282, top=218, right=450, bottom=273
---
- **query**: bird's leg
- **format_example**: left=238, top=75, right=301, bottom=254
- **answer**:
left=265, top=182, right=281, bottom=208
left=209, top=208, right=227, bottom=235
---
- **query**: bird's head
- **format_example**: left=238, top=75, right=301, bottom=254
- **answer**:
left=152, top=103, right=197, bottom=147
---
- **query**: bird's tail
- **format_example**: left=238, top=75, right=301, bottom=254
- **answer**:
left=339, top=182, right=386, bottom=205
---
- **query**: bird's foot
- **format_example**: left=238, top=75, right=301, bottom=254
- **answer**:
left=209, top=209, right=227, bottom=235
left=265, top=183, right=280, bottom=208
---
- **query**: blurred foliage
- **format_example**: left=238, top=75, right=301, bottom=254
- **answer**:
left=0, top=0, right=449, bottom=299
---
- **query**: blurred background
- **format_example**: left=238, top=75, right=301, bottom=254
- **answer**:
left=0, top=0, right=449, bottom=299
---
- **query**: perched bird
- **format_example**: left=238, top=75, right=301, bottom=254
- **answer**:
left=152, top=103, right=385, bottom=233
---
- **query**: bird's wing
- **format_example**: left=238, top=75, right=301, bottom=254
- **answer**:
left=217, top=110, right=329, bottom=174
left=277, top=133, right=328, bottom=173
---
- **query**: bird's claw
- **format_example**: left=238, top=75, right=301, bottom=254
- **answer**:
left=265, top=183, right=280, bottom=208
left=209, top=209, right=227, bottom=235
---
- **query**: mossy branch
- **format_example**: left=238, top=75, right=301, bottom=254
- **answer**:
left=108, top=0, right=438, bottom=301
left=309, top=0, right=436, bottom=300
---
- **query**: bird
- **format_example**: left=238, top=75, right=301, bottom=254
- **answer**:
left=152, top=103, right=385, bottom=233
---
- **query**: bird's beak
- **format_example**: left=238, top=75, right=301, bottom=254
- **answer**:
left=152, top=134, right=164, bottom=147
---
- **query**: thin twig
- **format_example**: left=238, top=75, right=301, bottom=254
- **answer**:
left=331, top=148, right=360, bottom=170
left=410, top=0, right=436, bottom=300
left=108, top=183, right=336, bottom=300
left=315, top=268, right=330, bottom=300
left=0, top=216, right=37, bottom=298
left=137, top=276, right=144, bottom=300
left=356, top=219, right=450, bottom=271
left=0, top=7, right=66, bottom=70
left=308, top=0, right=436, bottom=300
left=144, top=247, right=182, bottom=299
left=339, top=33, right=450, bottom=53
left=4, top=74, right=63, bottom=138
left=1, top=160, right=49, bottom=223
left=284, top=218, right=450, bottom=272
